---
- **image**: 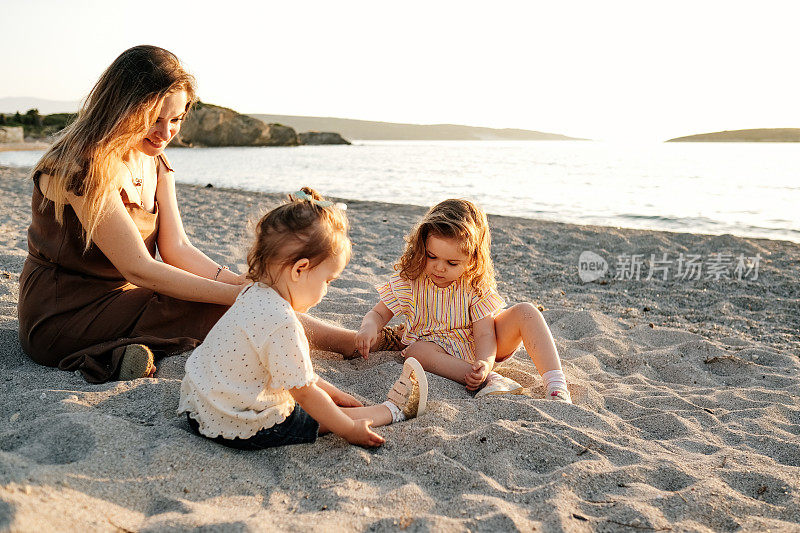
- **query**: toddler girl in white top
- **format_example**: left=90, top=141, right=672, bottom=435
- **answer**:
left=355, top=199, right=571, bottom=402
left=179, top=188, right=429, bottom=449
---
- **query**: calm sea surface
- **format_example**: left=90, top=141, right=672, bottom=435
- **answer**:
left=3, top=140, right=798, bottom=243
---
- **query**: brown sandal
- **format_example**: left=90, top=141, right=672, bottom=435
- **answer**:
left=118, top=344, right=156, bottom=380
left=346, top=324, right=406, bottom=360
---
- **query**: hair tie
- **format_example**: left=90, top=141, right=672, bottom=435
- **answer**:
left=294, top=190, right=347, bottom=210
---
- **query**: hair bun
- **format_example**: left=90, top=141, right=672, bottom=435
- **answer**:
left=293, top=186, right=324, bottom=202
left=292, top=188, right=346, bottom=210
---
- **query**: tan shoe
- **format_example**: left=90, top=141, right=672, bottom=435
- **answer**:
left=474, top=373, right=524, bottom=398
left=118, top=344, right=155, bottom=380
left=387, top=357, right=428, bottom=419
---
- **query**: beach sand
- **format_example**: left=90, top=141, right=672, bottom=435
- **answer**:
left=0, top=165, right=798, bottom=531
left=0, top=142, right=51, bottom=153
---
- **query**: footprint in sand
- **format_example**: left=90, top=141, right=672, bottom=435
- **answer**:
left=626, top=411, right=692, bottom=440
left=719, top=470, right=794, bottom=505
left=0, top=418, right=95, bottom=465
left=145, top=494, right=191, bottom=517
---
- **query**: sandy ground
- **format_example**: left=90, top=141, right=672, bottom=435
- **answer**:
left=0, top=165, right=798, bottom=532
left=0, top=142, right=51, bottom=153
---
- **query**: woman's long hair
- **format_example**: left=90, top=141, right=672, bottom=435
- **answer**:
left=32, top=45, right=196, bottom=248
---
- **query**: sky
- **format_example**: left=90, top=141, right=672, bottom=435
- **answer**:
left=1, top=0, right=798, bottom=141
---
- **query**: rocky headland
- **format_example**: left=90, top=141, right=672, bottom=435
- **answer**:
left=171, top=102, right=299, bottom=147
left=173, top=102, right=351, bottom=147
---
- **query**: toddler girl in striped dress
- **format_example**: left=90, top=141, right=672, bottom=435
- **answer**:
left=355, top=199, right=571, bottom=402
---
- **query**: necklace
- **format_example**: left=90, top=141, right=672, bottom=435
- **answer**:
left=122, top=157, right=145, bottom=208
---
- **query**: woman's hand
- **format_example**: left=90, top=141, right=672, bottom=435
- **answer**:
left=217, top=268, right=249, bottom=286
left=465, top=360, right=492, bottom=391
left=233, top=276, right=250, bottom=293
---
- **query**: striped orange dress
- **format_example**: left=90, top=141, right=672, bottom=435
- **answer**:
left=377, top=273, right=505, bottom=363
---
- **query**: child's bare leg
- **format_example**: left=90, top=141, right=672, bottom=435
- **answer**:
left=403, top=341, right=473, bottom=384
left=494, top=303, right=562, bottom=373
left=342, top=405, right=393, bottom=427
left=317, top=404, right=393, bottom=434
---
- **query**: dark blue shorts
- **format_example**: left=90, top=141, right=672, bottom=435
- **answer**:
left=186, top=404, right=319, bottom=450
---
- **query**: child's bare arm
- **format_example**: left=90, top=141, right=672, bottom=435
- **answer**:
left=355, top=302, right=394, bottom=357
left=465, top=316, right=498, bottom=390
left=315, top=377, right=363, bottom=407
left=290, top=383, right=384, bottom=447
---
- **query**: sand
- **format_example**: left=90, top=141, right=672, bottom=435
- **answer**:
left=0, top=142, right=51, bottom=153
left=0, top=165, right=798, bottom=532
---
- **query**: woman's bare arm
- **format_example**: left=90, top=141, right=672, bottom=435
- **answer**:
left=154, top=164, right=245, bottom=285
left=67, top=185, right=243, bottom=306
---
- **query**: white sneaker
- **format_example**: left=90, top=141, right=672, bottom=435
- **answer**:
left=475, top=373, right=523, bottom=398
left=387, top=357, right=428, bottom=418
left=548, top=388, right=573, bottom=404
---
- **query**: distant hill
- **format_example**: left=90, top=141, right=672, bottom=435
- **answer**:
left=0, top=98, right=584, bottom=141
left=0, top=97, right=80, bottom=115
left=249, top=114, right=585, bottom=141
left=666, top=128, right=800, bottom=142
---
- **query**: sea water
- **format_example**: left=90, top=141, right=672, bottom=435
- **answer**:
left=3, top=140, right=798, bottom=243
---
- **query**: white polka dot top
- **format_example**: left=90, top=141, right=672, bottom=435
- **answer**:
left=178, top=283, right=318, bottom=439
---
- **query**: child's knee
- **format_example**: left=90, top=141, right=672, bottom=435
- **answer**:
left=510, top=302, right=541, bottom=321
left=400, top=341, right=420, bottom=358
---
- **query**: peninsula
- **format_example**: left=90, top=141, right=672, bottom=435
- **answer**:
left=666, top=128, right=800, bottom=142
left=250, top=114, right=585, bottom=141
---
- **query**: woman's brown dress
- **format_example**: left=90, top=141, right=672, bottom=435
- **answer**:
left=18, top=158, right=228, bottom=383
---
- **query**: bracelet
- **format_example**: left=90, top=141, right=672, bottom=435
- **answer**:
left=214, top=265, right=229, bottom=281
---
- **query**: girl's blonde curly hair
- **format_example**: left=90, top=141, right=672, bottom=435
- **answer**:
left=247, top=187, right=350, bottom=285
left=396, top=199, right=496, bottom=295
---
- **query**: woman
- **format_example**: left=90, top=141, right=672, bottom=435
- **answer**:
left=18, top=45, right=399, bottom=383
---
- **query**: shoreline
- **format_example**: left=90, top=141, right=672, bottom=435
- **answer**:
left=0, top=165, right=798, bottom=530
left=2, top=164, right=798, bottom=353
left=2, top=155, right=799, bottom=246
left=206, top=183, right=800, bottom=247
